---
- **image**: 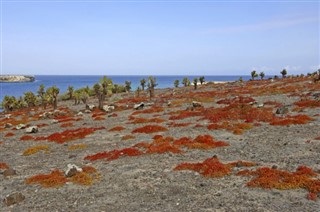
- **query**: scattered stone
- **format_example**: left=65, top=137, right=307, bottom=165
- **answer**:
left=15, top=124, right=26, bottom=130
left=3, top=168, right=17, bottom=177
left=103, top=105, right=115, bottom=112
left=276, top=106, right=289, bottom=114
left=65, top=164, right=82, bottom=178
left=167, top=101, right=171, bottom=106
left=4, top=123, right=13, bottom=128
left=192, top=101, right=203, bottom=108
left=84, top=110, right=91, bottom=113
left=257, top=103, right=264, bottom=108
left=134, top=102, right=144, bottom=110
left=76, top=112, right=84, bottom=116
left=145, top=102, right=154, bottom=106
left=50, top=119, right=59, bottom=124
left=25, top=126, right=38, bottom=133
left=272, top=165, right=278, bottom=169
left=86, top=104, right=95, bottom=111
left=4, top=114, right=12, bottom=119
left=3, top=192, right=25, bottom=206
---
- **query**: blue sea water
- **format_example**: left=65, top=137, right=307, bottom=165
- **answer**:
left=0, top=75, right=254, bottom=102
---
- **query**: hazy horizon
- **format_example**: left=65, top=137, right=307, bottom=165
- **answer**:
left=1, top=1, right=319, bottom=76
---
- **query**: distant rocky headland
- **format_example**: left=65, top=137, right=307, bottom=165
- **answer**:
left=0, top=75, right=35, bottom=83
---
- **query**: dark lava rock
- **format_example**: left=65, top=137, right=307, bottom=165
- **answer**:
left=3, top=192, right=25, bottom=206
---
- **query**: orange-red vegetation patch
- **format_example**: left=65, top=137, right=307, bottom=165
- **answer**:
left=20, top=135, right=34, bottom=141
left=168, top=122, right=191, bottom=127
left=270, top=115, right=313, bottom=126
left=314, top=136, right=320, bottom=140
left=207, top=122, right=253, bottom=135
left=108, top=126, right=126, bottom=132
left=132, top=125, right=168, bottom=134
left=55, top=116, right=82, bottom=123
left=110, top=113, right=118, bottom=117
left=173, top=135, right=229, bottom=149
left=60, top=122, right=74, bottom=128
left=68, top=144, right=88, bottom=151
left=121, top=135, right=135, bottom=140
left=117, top=97, right=148, bottom=104
left=36, top=127, right=105, bottom=143
left=37, top=123, right=48, bottom=128
left=264, top=101, right=283, bottom=108
left=217, top=96, right=255, bottom=105
left=141, top=136, right=183, bottom=154
left=308, top=192, right=318, bottom=201
left=0, top=162, right=9, bottom=170
left=294, top=100, right=320, bottom=108
left=92, top=112, right=106, bottom=118
left=23, top=145, right=49, bottom=156
left=228, top=160, right=257, bottom=168
left=237, top=166, right=320, bottom=200
left=93, top=116, right=105, bottom=121
left=25, top=170, right=68, bottom=188
left=174, top=157, right=232, bottom=178
left=5, top=132, right=14, bottom=137
left=129, top=117, right=166, bottom=124
left=84, top=147, right=143, bottom=161
left=25, top=166, right=100, bottom=187
left=70, top=166, right=100, bottom=186
left=132, top=107, right=164, bottom=115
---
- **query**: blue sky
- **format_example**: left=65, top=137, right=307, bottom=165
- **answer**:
left=1, top=0, right=319, bottom=75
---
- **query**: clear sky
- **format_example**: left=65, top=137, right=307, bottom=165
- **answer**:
left=1, top=0, right=319, bottom=75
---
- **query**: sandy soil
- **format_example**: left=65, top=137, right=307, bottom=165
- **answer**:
left=1, top=77, right=320, bottom=211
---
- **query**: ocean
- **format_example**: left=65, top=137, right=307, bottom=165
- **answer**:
left=0, top=75, right=254, bottom=102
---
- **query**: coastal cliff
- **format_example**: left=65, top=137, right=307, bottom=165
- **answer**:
left=0, top=75, right=35, bottom=83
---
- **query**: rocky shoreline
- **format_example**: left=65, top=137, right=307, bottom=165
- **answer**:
left=0, top=75, right=35, bottom=83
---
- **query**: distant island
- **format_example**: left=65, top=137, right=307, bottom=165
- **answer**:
left=0, top=75, right=35, bottom=83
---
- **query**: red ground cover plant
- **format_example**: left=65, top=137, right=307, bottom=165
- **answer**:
left=132, top=125, right=168, bottom=134
left=173, top=135, right=229, bottom=149
left=93, top=116, right=105, bottom=121
left=237, top=166, right=320, bottom=200
left=108, top=126, right=126, bottom=132
left=121, top=135, right=135, bottom=140
left=117, top=97, right=148, bottom=104
left=70, top=166, right=101, bottom=186
left=25, top=170, right=68, bottom=188
left=0, top=162, right=9, bottom=170
left=264, top=101, right=283, bottom=108
left=60, top=122, right=74, bottom=128
left=5, top=132, right=14, bottom=137
left=36, top=127, right=105, bottom=143
left=36, top=123, right=48, bottom=128
left=84, top=147, right=143, bottom=161
left=23, top=145, right=49, bottom=156
left=167, top=122, right=191, bottom=127
left=20, top=135, right=34, bottom=141
left=132, top=106, right=164, bottom=115
left=174, top=156, right=232, bottom=178
left=55, top=116, right=82, bottom=123
left=129, top=117, right=166, bottom=124
left=207, top=122, right=253, bottom=135
left=294, top=99, right=320, bottom=108
left=217, top=96, right=255, bottom=105
left=25, top=166, right=101, bottom=187
left=270, top=115, right=313, bottom=126
left=141, top=136, right=183, bottom=154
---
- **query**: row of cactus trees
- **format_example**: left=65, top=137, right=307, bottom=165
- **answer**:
left=2, top=85, right=60, bottom=111
left=173, top=76, right=205, bottom=90
left=251, top=69, right=288, bottom=80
